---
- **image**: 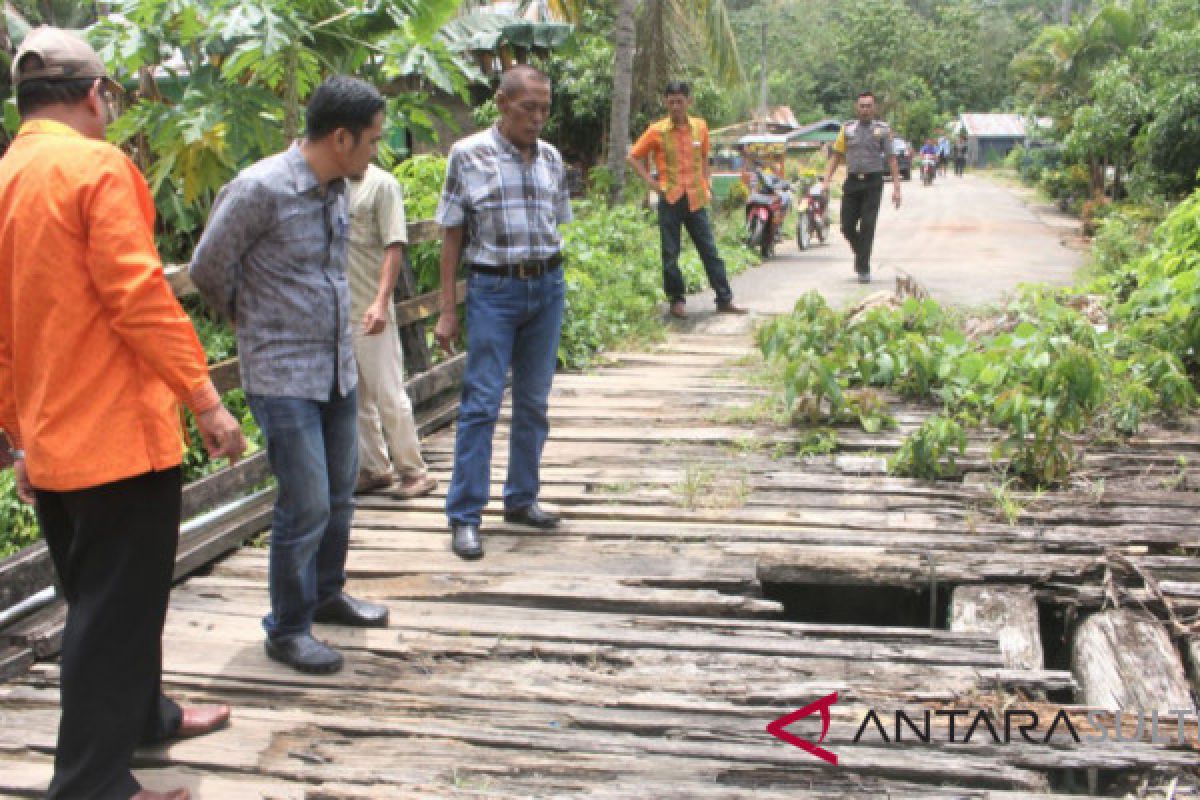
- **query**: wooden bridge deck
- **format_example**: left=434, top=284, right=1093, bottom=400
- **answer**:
left=2, top=325, right=1199, bottom=798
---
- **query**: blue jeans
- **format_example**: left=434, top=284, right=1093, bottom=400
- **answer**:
left=247, top=390, right=358, bottom=640
left=446, top=269, right=565, bottom=527
left=658, top=195, right=732, bottom=306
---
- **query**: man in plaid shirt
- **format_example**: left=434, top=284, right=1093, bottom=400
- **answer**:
left=434, top=65, right=572, bottom=560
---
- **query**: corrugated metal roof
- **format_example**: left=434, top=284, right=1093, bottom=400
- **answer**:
left=787, top=119, right=842, bottom=140
left=958, top=113, right=1026, bottom=138
left=763, top=106, right=799, bottom=129
left=737, top=133, right=790, bottom=145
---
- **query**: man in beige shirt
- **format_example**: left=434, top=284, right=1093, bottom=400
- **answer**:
left=347, top=163, right=436, bottom=497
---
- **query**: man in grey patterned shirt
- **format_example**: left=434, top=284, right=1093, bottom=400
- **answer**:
left=434, top=65, right=572, bottom=560
left=190, top=76, right=391, bottom=675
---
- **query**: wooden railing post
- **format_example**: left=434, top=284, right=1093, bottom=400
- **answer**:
left=394, top=246, right=433, bottom=375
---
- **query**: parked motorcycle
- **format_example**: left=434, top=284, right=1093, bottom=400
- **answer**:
left=744, top=174, right=788, bottom=259
left=796, top=182, right=830, bottom=251
left=920, top=154, right=937, bottom=187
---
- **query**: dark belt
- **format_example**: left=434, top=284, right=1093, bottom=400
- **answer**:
left=468, top=254, right=563, bottom=279
left=850, top=171, right=884, bottom=181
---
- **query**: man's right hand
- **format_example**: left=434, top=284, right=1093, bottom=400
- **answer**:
left=435, top=310, right=459, bottom=355
left=14, top=459, right=33, bottom=504
left=196, top=405, right=247, bottom=463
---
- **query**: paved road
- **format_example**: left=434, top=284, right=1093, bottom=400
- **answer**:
left=702, top=172, right=1084, bottom=316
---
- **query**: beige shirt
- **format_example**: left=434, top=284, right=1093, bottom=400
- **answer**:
left=346, top=164, right=408, bottom=323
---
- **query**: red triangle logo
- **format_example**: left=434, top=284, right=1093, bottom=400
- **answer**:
left=766, top=691, right=839, bottom=765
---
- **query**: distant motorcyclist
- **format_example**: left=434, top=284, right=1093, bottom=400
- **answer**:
left=919, top=139, right=938, bottom=185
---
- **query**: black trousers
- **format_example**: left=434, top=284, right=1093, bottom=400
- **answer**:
left=657, top=195, right=733, bottom=306
left=35, top=468, right=185, bottom=800
left=840, top=173, right=884, bottom=276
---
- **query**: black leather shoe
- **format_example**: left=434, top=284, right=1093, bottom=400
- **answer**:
left=503, top=502, right=560, bottom=529
left=313, top=592, right=389, bottom=628
left=264, top=633, right=343, bottom=675
left=451, top=524, right=483, bottom=560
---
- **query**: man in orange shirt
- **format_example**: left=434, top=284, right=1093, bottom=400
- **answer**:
left=0, top=28, right=245, bottom=800
left=628, top=80, right=746, bottom=319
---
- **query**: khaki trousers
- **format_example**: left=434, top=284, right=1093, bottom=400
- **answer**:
left=353, top=320, right=428, bottom=479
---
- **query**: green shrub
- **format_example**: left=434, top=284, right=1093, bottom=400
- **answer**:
left=891, top=415, right=967, bottom=480
left=758, top=190, right=1200, bottom=488
left=393, top=155, right=448, bottom=295
left=0, top=470, right=39, bottom=559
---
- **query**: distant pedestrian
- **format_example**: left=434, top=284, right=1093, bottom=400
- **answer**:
left=628, top=80, right=747, bottom=319
left=191, top=76, right=392, bottom=677
left=346, top=163, right=437, bottom=499
left=953, top=134, right=969, bottom=177
left=434, top=65, right=572, bottom=561
left=821, top=91, right=902, bottom=283
left=0, top=26, right=244, bottom=800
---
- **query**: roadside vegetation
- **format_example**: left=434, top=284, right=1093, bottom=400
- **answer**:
left=758, top=185, right=1200, bottom=486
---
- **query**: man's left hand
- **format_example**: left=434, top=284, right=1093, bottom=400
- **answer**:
left=361, top=302, right=388, bottom=336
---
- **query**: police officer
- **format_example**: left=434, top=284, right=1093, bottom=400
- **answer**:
left=821, top=91, right=901, bottom=283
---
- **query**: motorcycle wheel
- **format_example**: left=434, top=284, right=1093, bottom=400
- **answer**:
left=747, top=216, right=763, bottom=249
left=761, top=220, right=774, bottom=259
left=818, top=216, right=830, bottom=244
left=796, top=214, right=810, bottom=251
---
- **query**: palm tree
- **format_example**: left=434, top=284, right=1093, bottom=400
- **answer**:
left=606, top=0, right=638, bottom=201
left=1012, top=0, right=1151, bottom=194
left=1012, top=0, right=1149, bottom=123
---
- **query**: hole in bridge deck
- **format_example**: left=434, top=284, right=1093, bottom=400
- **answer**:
left=1037, top=600, right=1075, bottom=675
left=761, top=581, right=952, bottom=629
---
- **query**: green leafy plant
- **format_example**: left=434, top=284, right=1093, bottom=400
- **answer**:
left=393, top=154, right=448, bottom=295
left=0, top=469, right=39, bottom=558
left=890, top=414, right=967, bottom=480
left=758, top=190, right=1200, bottom=488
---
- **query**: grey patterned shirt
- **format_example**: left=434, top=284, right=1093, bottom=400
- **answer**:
left=435, top=126, right=572, bottom=265
left=189, top=145, right=355, bottom=400
left=837, top=119, right=895, bottom=175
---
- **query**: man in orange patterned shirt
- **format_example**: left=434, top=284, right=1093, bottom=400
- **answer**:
left=628, top=81, right=747, bottom=319
left=0, top=27, right=244, bottom=800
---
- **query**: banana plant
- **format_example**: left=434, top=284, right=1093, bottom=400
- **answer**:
left=87, top=0, right=475, bottom=262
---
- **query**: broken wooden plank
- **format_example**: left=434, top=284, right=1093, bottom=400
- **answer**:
left=1071, top=610, right=1193, bottom=710
left=949, top=585, right=1044, bottom=671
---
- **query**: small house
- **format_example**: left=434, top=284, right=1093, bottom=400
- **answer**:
left=953, top=114, right=1029, bottom=168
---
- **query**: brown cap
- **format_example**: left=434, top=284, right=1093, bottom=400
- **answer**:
left=12, top=26, right=109, bottom=87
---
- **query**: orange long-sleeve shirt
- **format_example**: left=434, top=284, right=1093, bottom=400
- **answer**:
left=0, top=119, right=219, bottom=491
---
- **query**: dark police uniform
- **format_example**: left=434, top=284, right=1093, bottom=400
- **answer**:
left=832, top=119, right=894, bottom=277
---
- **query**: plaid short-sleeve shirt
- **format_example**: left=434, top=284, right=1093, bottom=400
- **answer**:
left=435, top=127, right=572, bottom=266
